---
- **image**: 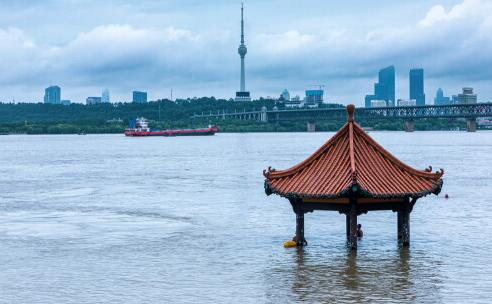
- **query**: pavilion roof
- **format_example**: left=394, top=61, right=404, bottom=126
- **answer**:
left=263, top=105, right=444, bottom=199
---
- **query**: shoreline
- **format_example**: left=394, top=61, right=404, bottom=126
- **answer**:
left=1, top=129, right=489, bottom=135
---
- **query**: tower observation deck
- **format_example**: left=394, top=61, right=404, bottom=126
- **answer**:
left=235, top=3, right=251, bottom=101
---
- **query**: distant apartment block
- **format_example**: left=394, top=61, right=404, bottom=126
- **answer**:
left=451, top=95, right=459, bottom=104
left=305, top=90, right=323, bottom=103
left=304, top=89, right=323, bottom=108
left=434, top=88, right=451, bottom=105
left=365, top=66, right=395, bottom=107
left=133, top=91, right=148, bottom=103
left=409, top=68, right=425, bottom=106
left=397, top=99, right=416, bottom=107
left=44, top=86, right=61, bottom=104
left=291, top=95, right=301, bottom=102
left=101, top=89, right=110, bottom=103
left=61, top=99, right=71, bottom=106
left=86, top=97, right=102, bottom=105
left=283, top=95, right=301, bottom=108
left=457, top=87, right=477, bottom=104
left=370, top=100, right=388, bottom=107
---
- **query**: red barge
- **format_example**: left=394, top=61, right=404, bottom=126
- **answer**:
left=124, top=118, right=218, bottom=137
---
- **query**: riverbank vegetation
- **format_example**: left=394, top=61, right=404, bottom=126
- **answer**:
left=0, top=98, right=469, bottom=134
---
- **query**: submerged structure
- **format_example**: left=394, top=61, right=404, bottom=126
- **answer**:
left=263, top=105, right=444, bottom=249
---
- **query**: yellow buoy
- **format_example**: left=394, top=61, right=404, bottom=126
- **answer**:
left=283, top=240, right=297, bottom=248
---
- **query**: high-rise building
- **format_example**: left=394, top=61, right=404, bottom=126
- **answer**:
left=280, top=89, right=290, bottom=101
left=434, top=88, right=451, bottom=105
left=457, top=87, right=477, bottom=104
left=451, top=95, right=459, bottom=104
left=305, top=90, right=323, bottom=104
left=365, top=94, right=376, bottom=108
left=235, top=4, right=251, bottom=102
left=409, top=68, right=425, bottom=106
left=44, top=86, right=61, bottom=104
left=102, top=89, right=110, bottom=103
left=86, top=97, right=102, bottom=105
left=365, top=66, right=395, bottom=107
left=133, top=91, right=148, bottom=103
left=378, top=66, right=395, bottom=106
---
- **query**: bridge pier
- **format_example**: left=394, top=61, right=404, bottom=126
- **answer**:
left=466, top=118, right=477, bottom=132
left=404, top=120, right=415, bottom=132
left=307, top=121, right=316, bottom=132
left=260, top=106, right=268, bottom=123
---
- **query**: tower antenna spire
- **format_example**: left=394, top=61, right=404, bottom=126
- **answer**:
left=241, top=3, right=244, bottom=44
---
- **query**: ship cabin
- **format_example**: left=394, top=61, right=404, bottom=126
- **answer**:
left=263, top=104, right=444, bottom=249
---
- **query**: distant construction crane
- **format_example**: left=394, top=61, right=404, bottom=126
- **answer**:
left=310, top=84, right=325, bottom=91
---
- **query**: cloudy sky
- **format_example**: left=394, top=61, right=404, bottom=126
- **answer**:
left=0, top=0, right=491, bottom=105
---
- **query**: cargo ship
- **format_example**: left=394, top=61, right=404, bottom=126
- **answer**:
left=124, top=118, right=218, bottom=137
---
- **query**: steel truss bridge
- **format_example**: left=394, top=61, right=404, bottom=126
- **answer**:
left=191, top=103, right=492, bottom=132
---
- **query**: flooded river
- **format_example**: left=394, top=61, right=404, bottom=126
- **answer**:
left=1, top=132, right=491, bottom=303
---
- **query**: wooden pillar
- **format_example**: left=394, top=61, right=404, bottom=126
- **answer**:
left=397, top=211, right=403, bottom=241
left=401, top=206, right=410, bottom=246
left=289, top=199, right=306, bottom=246
left=348, top=203, right=357, bottom=250
left=295, top=211, right=307, bottom=246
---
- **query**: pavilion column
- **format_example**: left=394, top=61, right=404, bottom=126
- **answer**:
left=397, top=211, right=403, bottom=241
left=401, top=205, right=410, bottom=246
left=348, top=200, right=358, bottom=250
left=295, top=211, right=307, bottom=246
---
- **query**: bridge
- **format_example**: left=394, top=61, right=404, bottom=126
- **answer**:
left=191, top=103, right=492, bottom=132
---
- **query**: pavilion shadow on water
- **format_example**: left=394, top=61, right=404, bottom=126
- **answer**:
left=263, top=105, right=444, bottom=249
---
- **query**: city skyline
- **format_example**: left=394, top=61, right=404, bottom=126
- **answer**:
left=0, top=0, right=491, bottom=104
left=37, top=64, right=483, bottom=106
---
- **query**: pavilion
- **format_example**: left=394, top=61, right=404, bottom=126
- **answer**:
left=263, top=104, right=444, bottom=249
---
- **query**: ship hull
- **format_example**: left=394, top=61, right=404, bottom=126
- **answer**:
left=125, top=127, right=217, bottom=137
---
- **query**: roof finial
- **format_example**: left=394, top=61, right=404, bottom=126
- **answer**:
left=347, top=104, right=355, bottom=122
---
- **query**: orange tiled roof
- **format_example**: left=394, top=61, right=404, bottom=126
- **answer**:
left=263, top=105, right=444, bottom=199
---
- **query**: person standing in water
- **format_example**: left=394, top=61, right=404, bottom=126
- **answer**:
left=357, top=224, right=363, bottom=238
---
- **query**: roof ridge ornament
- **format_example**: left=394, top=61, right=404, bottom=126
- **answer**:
left=347, top=104, right=355, bottom=122
left=263, top=166, right=276, bottom=177
left=424, top=166, right=444, bottom=177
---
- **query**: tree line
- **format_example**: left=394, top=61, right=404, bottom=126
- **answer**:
left=0, top=97, right=467, bottom=134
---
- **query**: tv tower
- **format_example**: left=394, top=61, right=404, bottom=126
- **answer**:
left=235, top=3, right=251, bottom=101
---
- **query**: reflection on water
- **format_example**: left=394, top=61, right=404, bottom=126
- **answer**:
left=266, top=243, right=444, bottom=303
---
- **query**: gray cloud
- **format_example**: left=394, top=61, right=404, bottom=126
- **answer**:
left=0, top=0, right=491, bottom=104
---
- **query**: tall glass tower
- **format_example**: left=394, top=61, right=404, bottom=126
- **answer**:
left=44, top=86, right=61, bottom=104
left=235, top=4, right=251, bottom=101
left=365, top=66, right=395, bottom=107
left=378, top=66, right=395, bottom=106
left=409, top=68, right=425, bottom=106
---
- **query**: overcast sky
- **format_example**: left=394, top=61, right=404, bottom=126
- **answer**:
left=0, top=0, right=491, bottom=105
